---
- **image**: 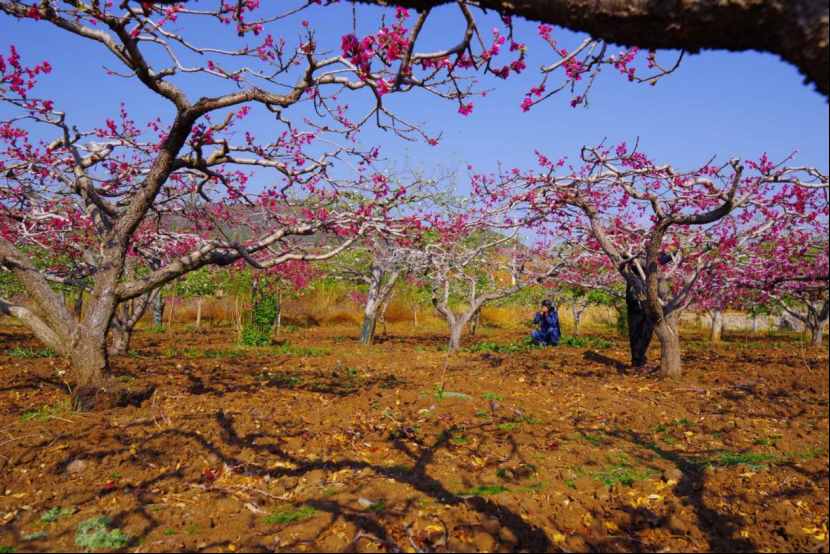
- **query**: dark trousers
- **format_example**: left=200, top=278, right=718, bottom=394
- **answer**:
left=627, top=308, right=654, bottom=367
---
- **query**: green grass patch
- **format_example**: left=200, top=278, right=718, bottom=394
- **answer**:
left=5, top=346, right=56, bottom=358
left=482, top=392, right=503, bottom=401
left=41, top=506, right=76, bottom=523
left=75, top=516, right=130, bottom=551
left=497, top=422, right=518, bottom=432
left=458, top=485, right=509, bottom=497
left=580, top=432, right=605, bottom=446
left=449, top=434, right=470, bottom=446
left=270, top=343, right=329, bottom=357
left=21, top=401, right=70, bottom=422
left=466, top=339, right=541, bottom=354
left=594, top=453, right=654, bottom=487
left=517, top=481, right=545, bottom=493
left=433, top=385, right=472, bottom=401
left=184, top=524, right=200, bottom=536
left=753, top=435, right=782, bottom=447
left=264, top=506, right=317, bottom=525
left=559, top=335, right=613, bottom=349
left=714, top=451, right=777, bottom=470
left=595, top=465, right=653, bottom=487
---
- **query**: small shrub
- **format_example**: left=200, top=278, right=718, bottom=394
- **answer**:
left=240, top=324, right=272, bottom=346
left=75, top=516, right=130, bottom=551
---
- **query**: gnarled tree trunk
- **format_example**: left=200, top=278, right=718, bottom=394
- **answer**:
left=655, top=313, right=682, bottom=378
left=109, top=289, right=159, bottom=357
left=360, top=265, right=401, bottom=345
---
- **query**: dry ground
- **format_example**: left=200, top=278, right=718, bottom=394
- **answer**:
left=0, top=322, right=828, bottom=553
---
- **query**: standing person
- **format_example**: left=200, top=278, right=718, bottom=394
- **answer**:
left=625, top=252, right=671, bottom=369
left=626, top=279, right=653, bottom=368
left=531, top=300, right=561, bottom=346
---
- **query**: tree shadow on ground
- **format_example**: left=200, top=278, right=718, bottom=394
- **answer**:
left=582, top=350, right=629, bottom=373
left=178, top=365, right=405, bottom=399
left=17, top=409, right=551, bottom=553
left=597, top=427, right=757, bottom=553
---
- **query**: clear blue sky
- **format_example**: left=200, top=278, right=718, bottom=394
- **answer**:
left=2, top=2, right=827, bottom=186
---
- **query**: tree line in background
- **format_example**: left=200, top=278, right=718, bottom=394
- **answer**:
left=0, top=1, right=827, bottom=409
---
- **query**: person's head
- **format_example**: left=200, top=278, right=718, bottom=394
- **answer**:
left=541, top=299, right=553, bottom=313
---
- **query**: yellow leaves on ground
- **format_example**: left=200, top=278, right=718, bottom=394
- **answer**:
left=802, top=523, right=828, bottom=542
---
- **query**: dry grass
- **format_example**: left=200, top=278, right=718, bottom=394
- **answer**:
left=383, top=300, right=416, bottom=324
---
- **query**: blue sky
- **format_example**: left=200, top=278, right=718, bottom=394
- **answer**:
left=2, top=1, right=827, bottom=188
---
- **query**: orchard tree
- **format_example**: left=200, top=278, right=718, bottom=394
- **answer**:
left=736, top=231, right=829, bottom=347
left=496, top=145, right=828, bottom=376
left=334, top=239, right=429, bottom=345
left=174, top=266, right=218, bottom=328
left=2, top=0, right=471, bottom=407
left=423, top=220, right=563, bottom=351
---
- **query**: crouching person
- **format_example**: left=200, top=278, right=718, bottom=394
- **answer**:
left=531, top=300, right=561, bottom=346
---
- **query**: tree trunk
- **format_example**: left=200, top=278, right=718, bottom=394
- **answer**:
left=379, top=296, right=391, bottom=337
left=655, top=314, right=682, bottom=378
left=751, top=313, right=759, bottom=333
left=360, top=311, right=378, bottom=345
left=196, top=298, right=202, bottom=328
left=74, top=289, right=84, bottom=319
left=572, top=304, right=584, bottom=335
left=448, top=321, right=465, bottom=352
left=274, top=289, right=283, bottom=337
left=153, top=294, right=164, bottom=326
left=470, top=309, right=480, bottom=336
left=109, top=324, right=132, bottom=356
left=68, top=332, right=112, bottom=410
left=709, top=309, right=723, bottom=343
left=810, top=323, right=824, bottom=347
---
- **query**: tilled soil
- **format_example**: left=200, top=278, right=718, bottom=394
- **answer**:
left=0, top=324, right=828, bottom=553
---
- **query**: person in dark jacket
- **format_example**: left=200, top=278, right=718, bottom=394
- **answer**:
left=626, top=252, right=672, bottom=368
left=531, top=299, right=561, bottom=346
left=626, top=281, right=653, bottom=368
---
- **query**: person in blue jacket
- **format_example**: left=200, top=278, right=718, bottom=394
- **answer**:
left=531, top=299, right=561, bottom=346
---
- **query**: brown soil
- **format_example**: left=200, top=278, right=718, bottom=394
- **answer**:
left=0, top=324, right=828, bottom=553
